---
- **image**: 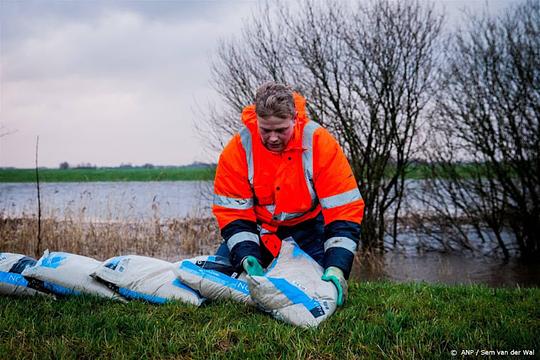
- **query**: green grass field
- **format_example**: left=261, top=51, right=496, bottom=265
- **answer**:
left=0, top=163, right=483, bottom=183
left=0, top=167, right=216, bottom=182
left=1, top=281, right=538, bottom=359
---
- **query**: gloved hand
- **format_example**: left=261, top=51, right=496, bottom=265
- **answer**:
left=322, top=266, right=348, bottom=306
left=242, top=256, right=264, bottom=276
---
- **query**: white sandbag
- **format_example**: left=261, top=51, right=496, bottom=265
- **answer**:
left=21, top=250, right=122, bottom=300
left=174, top=255, right=253, bottom=305
left=0, top=253, right=47, bottom=297
left=0, top=253, right=33, bottom=272
left=91, top=255, right=204, bottom=306
left=247, top=238, right=338, bottom=328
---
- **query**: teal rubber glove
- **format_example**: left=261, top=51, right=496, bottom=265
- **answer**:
left=242, top=256, right=264, bottom=276
left=322, top=266, right=348, bottom=306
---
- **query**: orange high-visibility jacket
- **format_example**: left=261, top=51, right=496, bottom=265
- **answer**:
left=212, top=93, right=364, bottom=275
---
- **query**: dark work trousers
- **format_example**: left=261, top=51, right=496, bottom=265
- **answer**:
left=215, top=212, right=325, bottom=268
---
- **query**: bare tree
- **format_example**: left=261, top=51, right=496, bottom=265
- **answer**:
left=199, top=1, right=296, bottom=153
left=421, top=0, right=540, bottom=259
left=200, top=0, right=443, bottom=251
left=303, top=0, right=443, bottom=249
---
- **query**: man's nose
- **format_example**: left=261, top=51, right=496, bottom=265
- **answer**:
left=268, top=132, right=279, bottom=142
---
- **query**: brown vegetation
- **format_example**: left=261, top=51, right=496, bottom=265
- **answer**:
left=0, top=213, right=220, bottom=262
left=422, top=0, right=540, bottom=259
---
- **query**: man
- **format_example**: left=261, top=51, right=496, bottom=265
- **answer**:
left=213, top=82, right=364, bottom=306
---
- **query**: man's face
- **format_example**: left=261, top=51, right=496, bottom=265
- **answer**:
left=257, top=114, right=295, bottom=152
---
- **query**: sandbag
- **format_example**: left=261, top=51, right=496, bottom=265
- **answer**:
left=0, top=253, right=37, bottom=273
left=174, top=255, right=253, bottom=305
left=0, top=253, right=48, bottom=297
left=247, top=238, right=338, bottom=328
left=91, top=255, right=204, bottom=306
left=21, top=250, right=123, bottom=300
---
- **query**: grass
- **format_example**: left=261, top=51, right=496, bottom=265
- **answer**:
left=0, top=167, right=216, bottom=183
left=0, top=282, right=538, bottom=359
left=0, top=163, right=488, bottom=182
left=389, top=162, right=489, bottom=180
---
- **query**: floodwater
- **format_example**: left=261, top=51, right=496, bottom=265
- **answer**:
left=0, top=181, right=213, bottom=220
left=1, top=181, right=538, bottom=288
left=351, top=251, right=540, bottom=288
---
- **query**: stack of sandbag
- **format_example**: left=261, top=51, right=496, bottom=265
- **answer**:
left=174, top=255, right=253, bottom=305
left=21, top=250, right=123, bottom=300
left=91, top=255, right=204, bottom=306
left=0, top=253, right=48, bottom=297
left=247, top=238, right=338, bottom=328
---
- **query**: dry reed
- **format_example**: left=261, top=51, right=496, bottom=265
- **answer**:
left=0, top=211, right=221, bottom=262
left=1, top=199, right=388, bottom=280
left=1, top=211, right=379, bottom=279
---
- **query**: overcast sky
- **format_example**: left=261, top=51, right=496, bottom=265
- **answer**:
left=0, top=0, right=519, bottom=168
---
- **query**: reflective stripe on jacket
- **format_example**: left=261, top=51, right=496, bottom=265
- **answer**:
left=212, top=93, right=365, bottom=276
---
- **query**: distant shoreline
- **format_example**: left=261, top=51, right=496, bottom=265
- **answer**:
left=0, top=163, right=486, bottom=182
left=0, top=166, right=216, bottom=182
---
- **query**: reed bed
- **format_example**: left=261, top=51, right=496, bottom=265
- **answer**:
left=0, top=191, right=407, bottom=272
left=0, top=212, right=221, bottom=262
left=0, top=210, right=381, bottom=283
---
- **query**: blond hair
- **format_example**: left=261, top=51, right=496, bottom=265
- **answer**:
left=255, top=82, right=295, bottom=119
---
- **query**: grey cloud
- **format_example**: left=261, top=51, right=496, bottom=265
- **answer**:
left=1, top=0, right=517, bottom=168
left=0, top=0, right=255, bottom=34
left=2, top=1, right=256, bottom=82
left=1, top=0, right=258, bottom=167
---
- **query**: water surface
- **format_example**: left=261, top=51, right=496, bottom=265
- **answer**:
left=1, top=181, right=537, bottom=288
